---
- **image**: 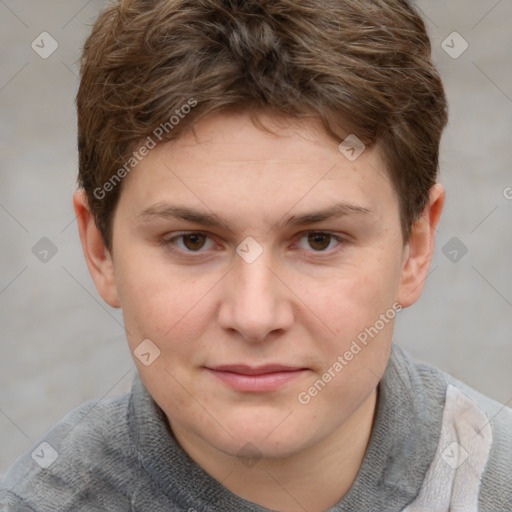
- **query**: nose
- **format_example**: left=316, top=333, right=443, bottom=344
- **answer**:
left=217, top=250, right=294, bottom=343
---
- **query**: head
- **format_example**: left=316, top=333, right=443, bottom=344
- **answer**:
left=74, top=0, right=447, bottom=463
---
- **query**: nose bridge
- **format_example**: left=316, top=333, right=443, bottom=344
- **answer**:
left=218, top=248, right=293, bottom=341
left=238, top=254, right=275, bottom=302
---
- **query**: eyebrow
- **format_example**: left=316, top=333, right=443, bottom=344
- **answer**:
left=137, top=202, right=373, bottom=231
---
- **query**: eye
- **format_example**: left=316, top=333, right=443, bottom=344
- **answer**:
left=295, top=232, right=345, bottom=253
left=162, top=232, right=215, bottom=253
left=161, top=230, right=347, bottom=257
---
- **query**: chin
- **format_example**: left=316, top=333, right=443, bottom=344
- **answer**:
left=207, top=414, right=321, bottom=461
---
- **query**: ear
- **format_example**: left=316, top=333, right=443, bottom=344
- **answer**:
left=73, top=190, right=120, bottom=308
left=397, top=183, right=445, bottom=308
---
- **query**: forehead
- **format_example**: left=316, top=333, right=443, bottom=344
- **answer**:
left=117, top=111, right=398, bottom=227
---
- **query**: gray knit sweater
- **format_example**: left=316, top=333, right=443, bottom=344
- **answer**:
left=1, top=343, right=511, bottom=511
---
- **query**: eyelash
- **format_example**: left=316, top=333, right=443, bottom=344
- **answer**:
left=160, top=231, right=349, bottom=258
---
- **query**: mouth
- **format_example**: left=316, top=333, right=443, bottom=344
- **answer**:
left=205, top=364, right=309, bottom=392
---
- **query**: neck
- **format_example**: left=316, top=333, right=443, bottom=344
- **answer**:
left=169, top=387, right=378, bottom=512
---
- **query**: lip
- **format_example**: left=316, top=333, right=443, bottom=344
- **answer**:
left=206, top=365, right=308, bottom=392
left=210, top=364, right=305, bottom=375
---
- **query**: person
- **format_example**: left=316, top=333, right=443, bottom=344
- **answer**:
left=1, top=0, right=511, bottom=510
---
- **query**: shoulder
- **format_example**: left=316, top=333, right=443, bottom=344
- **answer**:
left=442, top=372, right=512, bottom=509
left=0, top=389, right=139, bottom=511
left=389, top=343, right=512, bottom=433
left=442, top=370, right=512, bottom=433
left=390, top=344, right=512, bottom=510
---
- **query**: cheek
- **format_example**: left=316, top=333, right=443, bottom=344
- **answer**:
left=115, top=255, right=217, bottom=347
left=321, top=258, right=401, bottom=332
left=307, top=251, right=401, bottom=382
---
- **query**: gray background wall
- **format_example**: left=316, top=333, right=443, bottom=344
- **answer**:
left=1, top=0, right=511, bottom=474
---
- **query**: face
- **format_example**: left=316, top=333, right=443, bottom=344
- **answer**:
left=92, top=112, right=418, bottom=461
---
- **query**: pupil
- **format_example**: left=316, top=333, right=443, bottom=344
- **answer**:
left=309, top=233, right=330, bottom=251
left=184, top=234, right=205, bottom=251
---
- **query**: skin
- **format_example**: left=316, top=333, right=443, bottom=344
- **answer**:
left=74, top=111, right=444, bottom=512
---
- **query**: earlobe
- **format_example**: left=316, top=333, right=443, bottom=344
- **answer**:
left=73, top=190, right=121, bottom=308
left=397, top=184, right=445, bottom=308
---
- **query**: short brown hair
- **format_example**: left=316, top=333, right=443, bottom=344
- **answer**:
left=76, top=0, right=448, bottom=251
